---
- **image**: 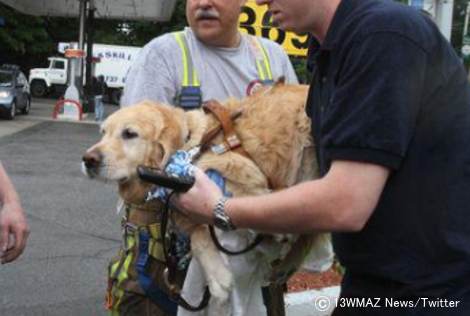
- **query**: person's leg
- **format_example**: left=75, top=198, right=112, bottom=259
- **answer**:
left=95, top=96, right=101, bottom=121
left=262, top=283, right=286, bottom=316
left=98, top=96, right=105, bottom=121
left=95, top=96, right=104, bottom=121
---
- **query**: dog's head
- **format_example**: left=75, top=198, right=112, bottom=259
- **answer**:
left=82, top=101, right=186, bottom=184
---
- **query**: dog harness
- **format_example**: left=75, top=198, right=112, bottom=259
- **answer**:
left=106, top=204, right=179, bottom=315
left=173, top=31, right=274, bottom=109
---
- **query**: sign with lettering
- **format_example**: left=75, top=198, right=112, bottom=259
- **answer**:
left=239, top=1, right=308, bottom=57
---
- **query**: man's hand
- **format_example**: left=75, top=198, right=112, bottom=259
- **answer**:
left=173, top=167, right=223, bottom=225
left=0, top=201, right=30, bottom=264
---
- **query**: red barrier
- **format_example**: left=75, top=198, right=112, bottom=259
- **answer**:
left=52, top=99, right=83, bottom=120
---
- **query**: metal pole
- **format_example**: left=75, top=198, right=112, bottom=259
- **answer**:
left=86, top=0, right=96, bottom=113
left=78, top=0, right=88, bottom=110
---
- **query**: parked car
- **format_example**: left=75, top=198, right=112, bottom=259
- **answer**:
left=0, top=64, right=31, bottom=120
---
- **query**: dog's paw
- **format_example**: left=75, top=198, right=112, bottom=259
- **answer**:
left=207, top=267, right=233, bottom=304
left=209, top=298, right=231, bottom=316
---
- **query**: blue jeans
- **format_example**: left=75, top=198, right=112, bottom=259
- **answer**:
left=95, top=95, right=104, bottom=121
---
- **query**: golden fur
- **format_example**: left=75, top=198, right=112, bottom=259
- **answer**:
left=83, top=82, right=326, bottom=312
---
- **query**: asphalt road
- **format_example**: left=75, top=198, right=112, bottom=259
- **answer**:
left=0, top=99, right=121, bottom=316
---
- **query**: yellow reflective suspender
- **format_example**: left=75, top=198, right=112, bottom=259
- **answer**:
left=173, top=31, right=275, bottom=108
left=248, top=35, right=274, bottom=83
left=174, top=32, right=200, bottom=86
left=173, top=31, right=202, bottom=109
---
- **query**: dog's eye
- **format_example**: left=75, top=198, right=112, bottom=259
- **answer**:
left=122, top=128, right=138, bottom=140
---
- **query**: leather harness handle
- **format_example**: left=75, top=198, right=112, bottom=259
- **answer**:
left=200, top=100, right=277, bottom=189
left=203, top=100, right=239, bottom=148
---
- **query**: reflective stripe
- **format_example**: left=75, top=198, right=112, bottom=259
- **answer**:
left=248, top=35, right=274, bottom=82
left=148, top=222, right=165, bottom=262
left=174, top=32, right=200, bottom=87
left=107, top=221, right=167, bottom=312
left=110, top=288, right=124, bottom=315
left=258, top=39, right=273, bottom=80
left=256, top=59, right=267, bottom=81
left=118, top=252, right=134, bottom=284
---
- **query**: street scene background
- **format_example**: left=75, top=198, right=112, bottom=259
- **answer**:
left=0, top=100, right=119, bottom=315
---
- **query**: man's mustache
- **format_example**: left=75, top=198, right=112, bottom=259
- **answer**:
left=195, top=9, right=220, bottom=20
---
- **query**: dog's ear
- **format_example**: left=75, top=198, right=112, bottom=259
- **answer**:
left=148, top=106, right=187, bottom=168
left=275, top=76, right=286, bottom=86
left=156, top=140, right=173, bottom=168
left=145, top=141, right=166, bottom=169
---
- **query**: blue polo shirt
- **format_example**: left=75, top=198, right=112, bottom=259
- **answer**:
left=307, top=0, right=470, bottom=313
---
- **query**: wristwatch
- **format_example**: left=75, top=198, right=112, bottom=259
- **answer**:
left=212, top=197, right=237, bottom=231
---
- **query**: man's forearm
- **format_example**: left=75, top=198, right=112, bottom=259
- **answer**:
left=227, top=180, right=346, bottom=234
left=225, top=161, right=389, bottom=234
left=0, top=162, right=20, bottom=205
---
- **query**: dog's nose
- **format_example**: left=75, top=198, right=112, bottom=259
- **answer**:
left=82, top=151, right=102, bottom=169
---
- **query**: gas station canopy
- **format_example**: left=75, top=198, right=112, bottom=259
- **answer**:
left=0, top=0, right=177, bottom=21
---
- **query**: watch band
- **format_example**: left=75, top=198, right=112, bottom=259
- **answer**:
left=213, top=196, right=236, bottom=231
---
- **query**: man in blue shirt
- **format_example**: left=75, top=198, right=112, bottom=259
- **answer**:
left=175, top=0, right=470, bottom=315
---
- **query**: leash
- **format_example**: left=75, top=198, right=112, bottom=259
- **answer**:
left=161, top=191, right=211, bottom=311
left=208, top=225, right=265, bottom=255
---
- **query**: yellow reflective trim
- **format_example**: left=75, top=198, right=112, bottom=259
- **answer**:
left=148, top=222, right=161, bottom=239
left=117, top=252, right=133, bottom=284
left=146, top=223, right=165, bottom=261
left=110, top=288, right=124, bottom=315
left=193, top=67, right=200, bottom=86
left=149, top=238, right=165, bottom=262
left=259, top=41, right=273, bottom=80
left=110, top=258, right=120, bottom=276
left=256, top=60, right=267, bottom=80
left=174, top=32, right=190, bottom=86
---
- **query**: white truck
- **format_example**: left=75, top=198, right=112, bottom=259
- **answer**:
left=29, top=43, right=141, bottom=104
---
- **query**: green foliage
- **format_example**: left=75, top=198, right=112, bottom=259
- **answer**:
left=290, top=56, right=310, bottom=84
left=93, top=0, right=187, bottom=46
left=0, top=0, right=189, bottom=70
left=0, top=4, right=51, bottom=55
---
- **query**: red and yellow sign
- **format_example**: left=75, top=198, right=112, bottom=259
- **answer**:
left=239, top=1, right=308, bottom=57
left=64, top=49, right=86, bottom=58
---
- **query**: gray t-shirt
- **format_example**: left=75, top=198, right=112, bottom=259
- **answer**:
left=121, top=27, right=297, bottom=107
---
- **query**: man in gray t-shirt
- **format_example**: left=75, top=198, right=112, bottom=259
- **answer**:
left=115, top=1, right=297, bottom=316
left=121, top=27, right=297, bottom=107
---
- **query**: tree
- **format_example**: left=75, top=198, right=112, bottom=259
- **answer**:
left=0, top=3, right=52, bottom=70
left=92, top=0, right=187, bottom=46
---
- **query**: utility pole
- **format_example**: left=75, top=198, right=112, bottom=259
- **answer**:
left=86, top=0, right=96, bottom=113
left=78, top=0, right=87, bottom=109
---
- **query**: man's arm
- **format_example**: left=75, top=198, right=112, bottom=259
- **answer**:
left=175, top=160, right=389, bottom=234
left=0, top=162, right=29, bottom=263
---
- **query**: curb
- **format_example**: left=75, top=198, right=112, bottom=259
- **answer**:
left=286, top=286, right=340, bottom=316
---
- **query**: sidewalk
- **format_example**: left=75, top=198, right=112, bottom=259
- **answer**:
left=286, top=286, right=340, bottom=316
left=31, top=97, right=118, bottom=123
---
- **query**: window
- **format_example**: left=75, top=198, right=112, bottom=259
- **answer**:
left=52, top=60, right=65, bottom=70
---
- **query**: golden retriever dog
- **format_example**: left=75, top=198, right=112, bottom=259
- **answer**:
left=82, top=82, right=328, bottom=314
